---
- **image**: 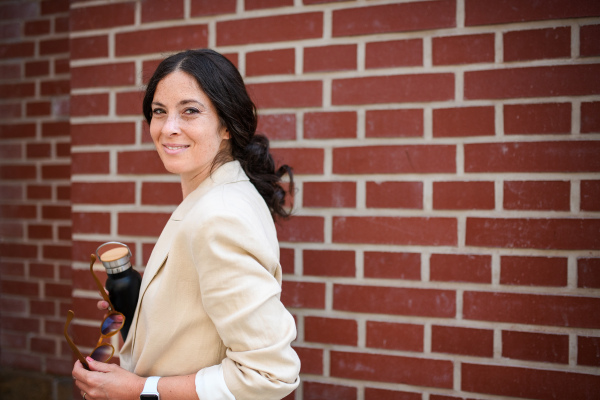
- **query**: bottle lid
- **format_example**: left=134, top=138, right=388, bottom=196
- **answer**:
left=96, top=242, right=132, bottom=275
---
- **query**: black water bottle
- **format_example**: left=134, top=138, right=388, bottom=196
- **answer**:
left=96, top=242, right=142, bottom=341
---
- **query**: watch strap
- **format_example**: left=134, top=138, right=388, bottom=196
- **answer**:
left=140, top=376, right=160, bottom=399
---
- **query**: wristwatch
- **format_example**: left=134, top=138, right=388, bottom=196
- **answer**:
left=140, top=376, right=161, bottom=400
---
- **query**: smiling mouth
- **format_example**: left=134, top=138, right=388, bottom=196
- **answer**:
left=164, top=145, right=190, bottom=150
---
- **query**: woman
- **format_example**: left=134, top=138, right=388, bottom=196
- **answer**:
left=72, top=49, right=300, bottom=400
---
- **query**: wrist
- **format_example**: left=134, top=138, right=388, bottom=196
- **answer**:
left=140, top=376, right=161, bottom=400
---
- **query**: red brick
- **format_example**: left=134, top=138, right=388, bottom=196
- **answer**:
left=504, top=103, right=571, bottom=134
left=467, top=217, right=600, bottom=250
left=0, top=83, right=35, bottom=99
left=25, top=19, right=51, bottom=36
left=581, top=25, right=600, bottom=57
left=275, top=216, right=324, bottom=243
left=466, top=0, right=600, bottom=25
left=1, top=316, right=40, bottom=333
left=465, top=141, right=600, bottom=173
left=501, top=256, right=568, bottom=287
left=41, top=0, right=69, bottom=14
left=578, top=336, right=600, bottom=367
left=0, top=280, right=39, bottom=297
left=0, top=123, right=36, bottom=139
left=27, top=185, right=52, bottom=200
left=247, top=81, right=322, bottom=109
left=432, top=326, right=493, bottom=357
left=56, top=142, right=70, bottom=157
left=303, top=249, right=355, bottom=277
left=433, top=106, right=495, bottom=137
left=55, top=17, right=69, bottom=33
left=270, top=148, right=324, bottom=175
left=0, top=262, right=25, bottom=276
left=432, top=33, right=494, bottom=65
left=304, top=111, right=356, bottom=139
left=281, top=281, right=325, bottom=309
left=578, top=258, right=600, bottom=288
left=142, top=182, right=182, bottom=206
left=71, top=152, right=110, bottom=175
left=462, top=363, right=600, bottom=400
left=42, top=164, right=70, bottom=180
left=303, top=181, right=355, bottom=208
left=334, top=145, right=455, bottom=174
left=280, top=248, right=294, bottom=274
left=41, top=79, right=69, bottom=96
left=25, top=60, right=50, bottom=77
left=0, top=42, right=35, bottom=59
left=41, top=121, right=69, bottom=138
left=0, top=165, right=36, bottom=180
left=71, top=35, right=109, bottom=60
left=334, top=285, right=455, bottom=318
left=71, top=182, right=135, bottom=205
left=367, top=321, right=423, bottom=352
left=463, top=291, right=600, bottom=328
left=293, top=347, right=322, bottom=375
left=71, top=3, right=135, bottom=31
left=0, top=204, right=36, bottom=219
left=40, top=38, right=68, bottom=55
left=304, top=44, right=357, bottom=72
left=0, top=222, right=23, bottom=238
left=257, top=114, right=296, bottom=141
left=57, top=185, right=70, bottom=201
left=365, top=109, right=423, bottom=138
left=334, top=216, right=457, bottom=246
left=28, top=224, right=53, bottom=240
left=70, top=93, right=109, bottom=117
left=581, top=102, right=600, bottom=133
left=55, top=58, right=69, bottom=74
left=365, top=388, right=421, bottom=400
left=58, top=226, right=71, bottom=241
left=366, top=181, right=423, bottom=209
left=332, top=73, right=454, bottom=105
left=31, top=337, right=56, bottom=354
left=72, top=63, right=135, bottom=89
left=245, top=0, right=293, bottom=10
left=504, top=27, right=570, bottom=61
left=141, top=0, right=184, bottom=22
left=42, top=205, right=70, bottom=220
left=305, top=317, right=357, bottom=345
left=433, top=181, right=494, bottom=210
left=72, top=212, right=110, bottom=235
left=2, top=103, right=21, bottom=119
left=31, top=299, right=55, bottom=316
left=217, top=12, right=322, bottom=46
left=190, top=0, right=237, bottom=16
left=71, top=122, right=135, bottom=145
left=118, top=212, right=170, bottom=237
left=430, top=254, right=492, bottom=283
left=304, top=381, right=356, bottom=400
left=331, top=351, right=453, bottom=388
left=26, top=143, right=51, bottom=158
left=246, top=48, right=294, bottom=76
left=117, top=150, right=165, bottom=175
left=26, top=101, right=51, bottom=117
left=465, top=64, right=600, bottom=99
left=504, top=180, right=570, bottom=211
left=116, top=25, right=208, bottom=57
left=366, top=39, right=422, bottom=69
left=502, top=330, right=569, bottom=364
left=364, top=252, right=420, bottom=280
left=333, top=0, right=455, bottom=37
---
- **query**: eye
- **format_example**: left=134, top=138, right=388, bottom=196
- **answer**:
left=184, top=108, right=200, bottom=115
left=152, top=108, right=165, bottom=115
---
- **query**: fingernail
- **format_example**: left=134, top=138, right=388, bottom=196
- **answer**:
left=86, top=357, right=93, bottom=362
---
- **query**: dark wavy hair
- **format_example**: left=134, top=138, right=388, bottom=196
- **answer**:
left=143, top=49, right=294, bottom=220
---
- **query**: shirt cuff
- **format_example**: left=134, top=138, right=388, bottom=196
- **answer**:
left=195, top=364, right=236, bottom=400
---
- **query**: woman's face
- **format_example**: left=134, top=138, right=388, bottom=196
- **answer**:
left=150, top=70, right=229, bottom=186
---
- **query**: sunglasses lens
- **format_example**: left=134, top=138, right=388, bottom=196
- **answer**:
left=101, top=313, right=124, bottom=335
left=90, top=344, right=113, bottom=362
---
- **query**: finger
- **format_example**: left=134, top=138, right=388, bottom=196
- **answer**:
left=86, top=356, right=113, bottom=373
left=97, top=300, right=109, bottom=310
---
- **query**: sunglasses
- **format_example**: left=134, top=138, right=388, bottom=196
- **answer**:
left=63, top=254, right=125, bottom=370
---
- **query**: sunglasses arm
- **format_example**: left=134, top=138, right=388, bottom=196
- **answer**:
left=64, top=310, right=90, bottom=370
left=89, top=254, right=116, bottom=312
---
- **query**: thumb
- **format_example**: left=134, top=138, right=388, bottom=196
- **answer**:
left=86, top=357, right=112, bottom=373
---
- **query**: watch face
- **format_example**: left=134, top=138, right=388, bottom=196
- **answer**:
left=140, top=396, right=159, bottom=400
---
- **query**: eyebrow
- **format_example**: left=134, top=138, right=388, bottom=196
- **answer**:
left=152, top=99, right=207, bottom=109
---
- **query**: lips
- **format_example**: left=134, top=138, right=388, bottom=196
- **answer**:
left=162, top=144, right=190, bottom=154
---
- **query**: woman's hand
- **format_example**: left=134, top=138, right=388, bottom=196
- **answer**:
left=73, top=357, right=144, bottom=400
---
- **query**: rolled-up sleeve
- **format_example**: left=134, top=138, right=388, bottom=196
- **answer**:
left=190, top=208, right=300, bottom=400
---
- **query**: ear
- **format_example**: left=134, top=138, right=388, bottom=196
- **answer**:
left=221, top=127, right=230, bottom=140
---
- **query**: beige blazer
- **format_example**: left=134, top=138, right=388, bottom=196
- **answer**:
left=120, top=161, right=300, bottom=399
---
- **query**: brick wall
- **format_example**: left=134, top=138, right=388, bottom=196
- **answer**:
left=2, top=0, right=600, bottom=399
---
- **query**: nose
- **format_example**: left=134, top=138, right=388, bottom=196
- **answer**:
left=161, top=113, right=180, bottom=136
